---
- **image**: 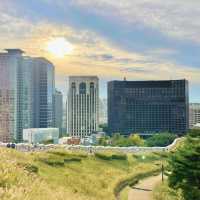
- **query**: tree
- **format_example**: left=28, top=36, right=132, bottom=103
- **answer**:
left=99, top=123, right=108, bottom=133
left=129, top=134, right=144, bottom=146
left=168, top=130, right=200, bottom=200
left=98, top=135, right=110, bottom=146
left=146, top=132, right=177, bottom=147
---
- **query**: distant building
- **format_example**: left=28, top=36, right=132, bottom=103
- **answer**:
left=54, top=90, right=63, bottom=133
left=67, top=76, right=99, bottom=138
left=0, top=49, right=55, bottom=143
left=99, top=98, right=107, bottom=124
left=189, top=103, right=200, bottom=129
left=23, top=128, right=59, bottom=144
left=193, top=123, right=200, bottom=129
left=108, top=79, right=189, bottom=136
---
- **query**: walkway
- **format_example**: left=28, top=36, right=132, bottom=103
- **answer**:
left=128, top=174, right=162, bottom=200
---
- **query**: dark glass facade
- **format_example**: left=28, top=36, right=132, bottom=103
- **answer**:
left=108, top=80, right=189, bottom=136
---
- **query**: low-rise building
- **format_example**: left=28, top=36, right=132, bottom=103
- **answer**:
left=189, top=103, right=200, bottom=129
left=23, top=128, right=59, bottom=144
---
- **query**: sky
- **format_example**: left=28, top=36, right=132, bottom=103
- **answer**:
left=0, top=0, right=200, bottom=101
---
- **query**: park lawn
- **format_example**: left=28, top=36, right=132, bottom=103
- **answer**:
left=0, top=148, right=165, bottom=200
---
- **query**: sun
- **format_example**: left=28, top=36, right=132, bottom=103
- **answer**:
left=47, top=37, right=74, bottom=58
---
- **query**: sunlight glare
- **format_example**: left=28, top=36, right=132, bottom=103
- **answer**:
left=47, top=37, right=73, bottom=58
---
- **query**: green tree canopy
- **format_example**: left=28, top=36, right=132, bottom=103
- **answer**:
left=168, top=130, right=200, bottom=200
left=129, top=134, right=145, bottom=146
left=146, top=132, right=177, bottom=147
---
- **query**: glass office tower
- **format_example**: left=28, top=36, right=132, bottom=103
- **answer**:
left=108, top=80, right=189, bottom=136
left=0, top=49, right=55, bottom=142
left=32, top=58, right=55, bottom=129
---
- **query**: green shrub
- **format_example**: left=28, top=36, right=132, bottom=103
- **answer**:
left=39, top=158, right=64, bottom=167
left=111, top=153, right=127, bottom=160
left=70, top=152, right=88, bottom=158
left=95, top=152, right=112, bottom=160
left=25, top=164, right=39, bottom=173
left=48, top=150, right=69, bottom=157
left=17, top=162, right=39, bottom=173
left=64, top=157, right=82, bottom=162
left=146, top=133, right=177, bottom=147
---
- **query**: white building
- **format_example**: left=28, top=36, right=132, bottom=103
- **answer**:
left=193, top=123, right=200, bottom=129
left=67, top=76, right=99, bottom=138
left=23, top=128, right=59, bottom=144
left=189, top=103, right=200, bottom=129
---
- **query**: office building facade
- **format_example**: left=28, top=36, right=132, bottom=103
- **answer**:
left=54, top=90, right=63, bottom=131
left=32, top=58, right=55, bottom=128
left=0, top=49, right=55, bottom=142
left=67, top=76, right=99, bottom=138
left=189, top=103, right=200, bottom=129
left=108, top=80, right=189, bottom=136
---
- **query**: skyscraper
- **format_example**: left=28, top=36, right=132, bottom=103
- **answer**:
left=67, top=76, right=99, bottom=138
left=99, top=98, right=107, bottom=124
left=189, top=103, right=200, bottom=129
left=32, top=57, right=55, bottom=128
left=54, top=90, right=63, bottom=131
left=108, top=79, right=189, bottom=136
left=0, top=49, right=55, bottom=142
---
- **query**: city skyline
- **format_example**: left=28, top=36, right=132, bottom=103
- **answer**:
left=0, top=1, right=199, bottom=102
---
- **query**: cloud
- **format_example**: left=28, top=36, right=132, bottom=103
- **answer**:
left=67, top=0, right=200, bottom=43
left=0, top=2, right=200, bottom=89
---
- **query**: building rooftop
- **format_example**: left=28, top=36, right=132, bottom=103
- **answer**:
left=5, top=49, right=25, bottom=55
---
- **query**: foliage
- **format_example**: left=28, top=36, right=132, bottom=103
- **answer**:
left=94, top=152, right=113, bottom=160
left=99, top=133, right=145, bottom=147
left=99, top=123, right=109, bottom=133
left=39, top=157, right=65, bottom=167
left=42, top=139, right=54, bottom=145
left=168, top=129, right=200, bottom=200
left=64, top=157, right=82, bottom=162
left=146, top=132, right=177, bottom=147
left=111, top=153, right=127, bottom=160
left=129, top=134, right=145, bottom=146
left=98, top=135, right=111, bottom=146
left=153, top=181, right=184, bottom=200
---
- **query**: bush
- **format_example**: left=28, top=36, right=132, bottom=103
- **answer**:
left=95, top=152, right=112, bottom=160
left=39, top=158, right=65, bottom=167
left=111, top=153, right=127, bottom=160
left=146, top=133, right=177, bottom=147
left=17, top=162, right=39, bottom=173
left=64, top=158, right=82, bottom=162
left=95, top=152, right=127, bottom=161
left=25, top=164, right=39, bottom=173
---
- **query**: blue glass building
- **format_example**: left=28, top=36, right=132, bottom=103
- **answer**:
left=108, top=80, right=189, bottom=136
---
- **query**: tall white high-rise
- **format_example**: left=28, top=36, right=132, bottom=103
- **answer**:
left=189, top=103, right=200, bottom=129
left=67, top=76, right=99, bottom=138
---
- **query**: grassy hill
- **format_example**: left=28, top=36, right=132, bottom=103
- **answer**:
left=0, top=148, right=166, bottom=200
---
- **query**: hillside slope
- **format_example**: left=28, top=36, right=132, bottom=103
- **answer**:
left=0, top=148, right=165, bottom=200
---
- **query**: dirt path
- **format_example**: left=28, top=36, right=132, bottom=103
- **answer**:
left=128, top=174, right=162, bottom=200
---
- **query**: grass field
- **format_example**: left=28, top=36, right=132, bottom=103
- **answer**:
left=0, top=148, right=167, bottom=200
